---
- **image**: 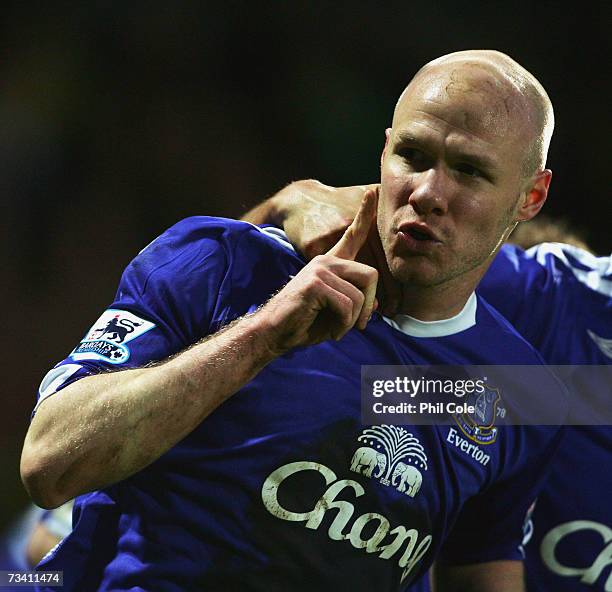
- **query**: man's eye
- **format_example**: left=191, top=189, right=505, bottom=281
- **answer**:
left=456, top=163, right=482, bottom=178
left=397, top=148, right=430, bottom=170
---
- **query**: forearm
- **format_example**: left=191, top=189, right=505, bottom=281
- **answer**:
left=241, top=180, right=325, bottom=226
left=241, top=180, right=373, bottom=260
left=21, top=313, right=277, bottom=508
left=241, top=189, right=287, bottom=225
left=431, top=560, right=525, bottom=592
left=240, top=179, right=372, bottom=226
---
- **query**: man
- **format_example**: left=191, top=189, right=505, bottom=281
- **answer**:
left=482, top=240, right=611, bottom=591
left=0, top=505, right=45, bottom=588
left=0, top=502, right=73, bottom=573
left=22, top=50, right=563, bottom=591
left=248, top=182, right=612, bottom=590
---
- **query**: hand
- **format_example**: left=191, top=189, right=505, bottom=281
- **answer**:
left=280, top=181, right=401, bottom=316
left=281, top=180, right=369, bottom=260
left=259, top=189, right=379, bottom=355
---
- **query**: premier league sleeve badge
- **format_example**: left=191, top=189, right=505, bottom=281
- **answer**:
left=70, top=309, right=156, bottom=364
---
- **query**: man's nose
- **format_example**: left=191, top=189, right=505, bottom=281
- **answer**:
left=407, top=168, right=450, bottom=217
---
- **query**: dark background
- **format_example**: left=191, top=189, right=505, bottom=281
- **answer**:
left=2, top=2, right=609, bottom=529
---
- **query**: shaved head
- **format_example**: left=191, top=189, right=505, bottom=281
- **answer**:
left=378, top=49, right=554, bottom=306
left=394, top=50, right=554, bottom=179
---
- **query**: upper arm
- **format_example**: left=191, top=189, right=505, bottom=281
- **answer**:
left=31, top=219, right=234, bottom=415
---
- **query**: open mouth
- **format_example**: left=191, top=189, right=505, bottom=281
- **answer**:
left=406, top=227, right=433, bottom=241
left=399, top=223, right=440, bottom=243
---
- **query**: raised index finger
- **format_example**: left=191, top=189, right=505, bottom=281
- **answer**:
left=327, top=188, right=378, bottom=261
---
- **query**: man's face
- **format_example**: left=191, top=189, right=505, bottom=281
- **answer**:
left=377, top=65, right=532, bottom=289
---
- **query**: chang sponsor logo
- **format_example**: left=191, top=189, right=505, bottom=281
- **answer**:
left=541, top=520, right=612, bottom=590
left=588, top=330, right=612, bottom=360
left=262, top=461, right=432, bottom=584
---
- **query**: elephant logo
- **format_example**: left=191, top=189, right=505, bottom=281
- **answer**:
left=391, top=462, right=422, bottom=497
left=350, top=425, right=427, bottom=497
left=349, top=447, right=387, bottom=478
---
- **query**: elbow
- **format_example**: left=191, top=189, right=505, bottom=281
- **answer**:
left=20, top=443, right=71, bottom=510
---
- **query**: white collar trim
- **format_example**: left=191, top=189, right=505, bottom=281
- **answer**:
left=383, top=292, right=477, bottom=338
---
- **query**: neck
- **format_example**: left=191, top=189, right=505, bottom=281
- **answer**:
left=397, top=264, right=485, bottom=321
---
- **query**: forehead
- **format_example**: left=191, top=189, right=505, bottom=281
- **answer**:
left=393, top=64, right=531, bottom=148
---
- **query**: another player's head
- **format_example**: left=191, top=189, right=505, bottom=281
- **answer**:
left=377, top=50, right=554, bottom=297
left=509, top=216, right=593, bottom=253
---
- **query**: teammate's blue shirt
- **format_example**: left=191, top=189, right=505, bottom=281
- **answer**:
left=34, top=218, right=564, bottom=591
left=479, top=243, right=612, bottom=592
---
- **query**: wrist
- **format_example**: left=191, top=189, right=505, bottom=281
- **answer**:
left=268, top=183, right=302, bottom=226
left=273, top=179, right=323, bottom=226
left=235, top=310, right=285, bottom=363
left=246, top=305, right=292, bottom=360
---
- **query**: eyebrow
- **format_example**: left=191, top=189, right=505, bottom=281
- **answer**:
left=394, top=131, right=498, bottom=173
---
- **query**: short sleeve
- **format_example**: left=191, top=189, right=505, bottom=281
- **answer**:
left=478, top=245, right=550, bottom=333
left=480, top=243, right=612, bottom=362
left=33, top=217, right=236, bottom=414
left=437, top=425, right=564, bottom=564
left=480, top=242, right=612, bottom=333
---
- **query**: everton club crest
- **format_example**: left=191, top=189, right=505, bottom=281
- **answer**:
left=452, top=384, right=503, bottom=445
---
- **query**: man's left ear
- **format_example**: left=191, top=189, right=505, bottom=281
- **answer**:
left=516, top=169, right=552, bottom=221
left=380, top=128, right=392, bottom=169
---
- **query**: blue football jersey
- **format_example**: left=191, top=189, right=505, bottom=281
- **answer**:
left=478, top=243, right=612, bottom=592
left=33, top=219, right=564, bottom=592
